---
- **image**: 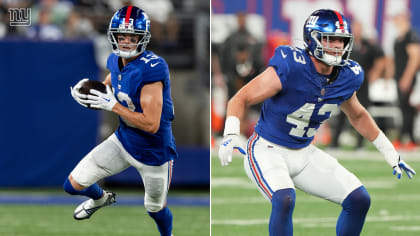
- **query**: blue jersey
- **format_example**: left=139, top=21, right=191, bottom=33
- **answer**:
left=106, top=50, right=177, bottom=165
left=255, top=46, right=364, bottom=148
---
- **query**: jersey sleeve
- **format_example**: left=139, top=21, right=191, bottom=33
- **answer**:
left=106, top=53, right=116, bottom=71
left=344, top=61, right=365, bottom=101
left=354, top=64, right=364, bottom=91
left=141, top=57, right=170, bottom=86
left=268, top=46, right=292, bottom=86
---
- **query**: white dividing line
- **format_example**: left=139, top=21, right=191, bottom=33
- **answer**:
left=212, top=192, right=420, bottom=205
left=362, top=180, right=396, bottom=189
left=212, top=215, right=420, bottom=226
left=212, top=219, right=268, bottom=226
left=391, top=226, right=420, bottom=231
left=212, top=197, right=267, bottom=205
left=211, top=177, right=255, bottom=189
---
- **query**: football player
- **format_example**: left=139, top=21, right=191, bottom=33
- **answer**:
left=219, top=9, right=416, bottom=236
left=66, top=6, right=177, bottom=236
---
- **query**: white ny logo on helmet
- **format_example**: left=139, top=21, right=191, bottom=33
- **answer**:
left=306, top=16, right=319, bottom=28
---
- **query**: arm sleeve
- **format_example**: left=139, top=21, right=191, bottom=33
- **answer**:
left=268, top=46, right=291, bottom=87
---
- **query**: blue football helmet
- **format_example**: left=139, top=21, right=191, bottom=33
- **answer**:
left=303, top=9, right=353, bottom=66
left=108, top=6, right=151, bottom=58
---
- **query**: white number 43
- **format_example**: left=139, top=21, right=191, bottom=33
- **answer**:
left=286, top=103, right=337, bottom=137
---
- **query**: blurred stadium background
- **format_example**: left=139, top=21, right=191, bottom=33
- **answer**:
left=211, top=0, right=420, bottom=235
left=0, top=0, right=209, bottom=235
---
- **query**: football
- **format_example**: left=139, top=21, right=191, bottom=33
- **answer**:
left=78, top=80, right=106, bottom=110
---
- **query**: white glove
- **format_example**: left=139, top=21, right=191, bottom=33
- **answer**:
left=393, top=157, right=416, bottom=179
left=372, top=131, right=416, bottom=179
left=85, top=85, right=118, bottom=111
left=70, top=78, right=89, bottom=107
left=218, top=134, right=246, bottom=166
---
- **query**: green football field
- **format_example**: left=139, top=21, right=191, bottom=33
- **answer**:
left=212, top=150, right=420, bottom=236
left=0, top=190, right=209, bottom=236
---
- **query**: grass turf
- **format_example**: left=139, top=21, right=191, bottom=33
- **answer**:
left=211, top=151, right=420, bottom=236
left=0, top=198, right=209, bottom=236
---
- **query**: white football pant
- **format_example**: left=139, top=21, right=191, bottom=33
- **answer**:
left=244, top=133, right=362, bottom=204
left=71, top=134, right=173, bottom=212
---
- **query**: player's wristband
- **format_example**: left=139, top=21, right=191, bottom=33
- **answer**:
left=223, top=116, right=240, bottom=136
left=372, top=131, right=399, bottom=167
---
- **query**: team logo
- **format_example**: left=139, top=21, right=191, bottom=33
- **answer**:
left=9, top=8, right=31, bottom=26
left=306, top=16, right=319, bottom=28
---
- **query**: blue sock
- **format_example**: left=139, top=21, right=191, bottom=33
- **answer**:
left=336, top=186, right=371, bottom=236
left=63, top=178, right=103, bottom=200
left=269, top=188, right=296, bottom=236
left=148, top=207, right=173, bottom=236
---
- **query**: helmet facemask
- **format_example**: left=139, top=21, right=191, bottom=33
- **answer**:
left=310, top=31, right=353, bottom=66
left=108, top=28, right=151, bottom=59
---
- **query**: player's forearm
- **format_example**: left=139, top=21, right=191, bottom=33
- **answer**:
left=112, top=103, right=161, bottom=134
left=226, top=68, right=279, bottom=119
left=347, top=108, right=380, bottom=142
left=226, top=93, right=247, bottom=122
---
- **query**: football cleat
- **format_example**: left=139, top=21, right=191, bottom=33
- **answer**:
left=73, top=191, right=116, bottom=220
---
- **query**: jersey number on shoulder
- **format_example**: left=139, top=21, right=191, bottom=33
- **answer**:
left=140, top=54, right=159, bottom=66
left=350, top=64, right=362, bottom=75
left=286, top=103, right=337, bottom=137
left=289, top=47, right=306, bottom=64
left=117, top=92, right=136, bottom=128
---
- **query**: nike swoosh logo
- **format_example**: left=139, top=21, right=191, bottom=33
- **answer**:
left=281, top=50, right=287, bottom=58
left=222, top=139, right=232, bottom=146
left=151, top=62, right=160, bottom=67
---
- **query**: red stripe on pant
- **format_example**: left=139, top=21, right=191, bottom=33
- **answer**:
left=248, top=133, right=272, bottom=200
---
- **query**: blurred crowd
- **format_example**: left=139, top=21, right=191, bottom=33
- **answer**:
left=0, top=0, right=210, bottom=147
left=211, top=11, right=420, bottom=152
left=0, top=0, right=209, bottom=57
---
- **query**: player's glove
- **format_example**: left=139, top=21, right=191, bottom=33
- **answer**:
left=373, top=131, right=416, bottom=179
left=218, top=116, right=246, bottom=166
left=219, top=134, right=246, bottom=166
left=393, top=157, right=416, bottom=179
left=70, top=78, right=89, bottom=107
left=85, top=85, right=118, bottom=111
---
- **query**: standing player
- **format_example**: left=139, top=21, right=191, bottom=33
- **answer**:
left=66, top=6, right=177, bottom=236
left=219, top=9, right=415, bottom=236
